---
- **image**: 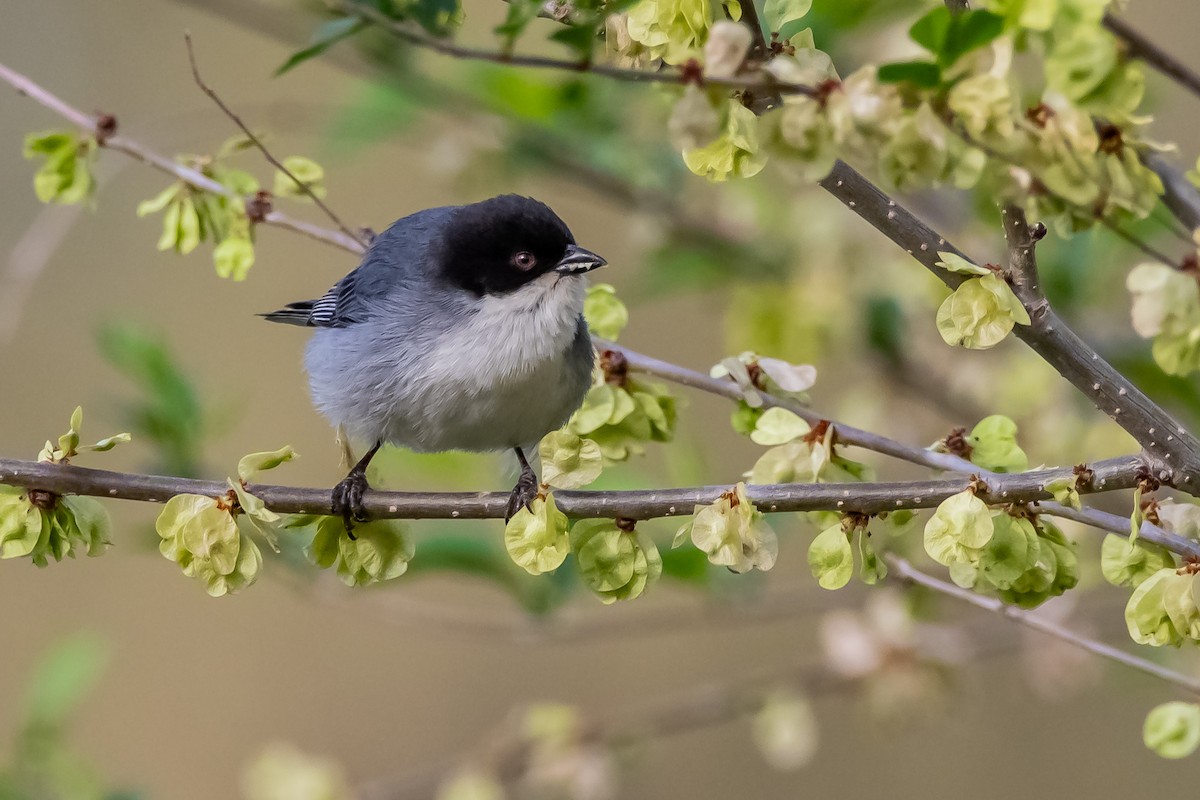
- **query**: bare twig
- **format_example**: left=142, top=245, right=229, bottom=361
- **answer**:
left=1104, top=13, right=1200, bottom=101
left=0, top=60, right=367, bottom=255
left=183, top=33, right=369, bottom=250
left=599, top=339, right=977, bottom=474
left=888, top=555, right=1200, bottom=697
left=335, top=0, right=817, bottom=98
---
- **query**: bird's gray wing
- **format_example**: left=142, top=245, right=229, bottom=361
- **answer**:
left=262, top=206, right=454, bottom=328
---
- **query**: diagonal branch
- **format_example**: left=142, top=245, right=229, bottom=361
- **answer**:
left=183, top=33, right=370, bottom=250
left=817, top=160, right=1200, bottom=484
left=888, top=555, right=1200, bottom=697
left=1103, top=13, right=1200, bottom=102
left=0, top=60, right=367, bottom=255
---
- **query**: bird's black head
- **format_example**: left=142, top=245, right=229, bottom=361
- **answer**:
left=438, top=195, right=606, bottom=295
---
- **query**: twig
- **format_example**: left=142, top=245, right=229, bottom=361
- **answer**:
left=183, top=33, right=369, bottom=250
left=1103, top=13, right=1200, bottom=102
left=816, top=159, right=1200, bottom=482
left=0, top=60, right=366, bottom=255
left=0, top=453, right=1164, bottom=527
left=335, top=0, right=816, bottom=98
left=1144, top=152, right=1200, bottom=232
left=1101, top=216, right=1180, bottom=266
left=888, top=555, right=1200, bottom=697
left=599, top=339, right=977, bottom=474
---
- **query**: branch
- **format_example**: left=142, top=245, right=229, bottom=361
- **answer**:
left=336, top=0, right=816, bottom=98
left=1103, top=13, right=1200, bottom=102
left=817, top=160, right=1200, bottom=483
left=888, top=556, right=1200, bottom=697
left=183, top=34, right=370, bottom=250
left=605, top=340, right=1198, bottom=557
left=0, top=60, right=367, bottom=256
left=1144, top=152, right=1200, bottom=232
left=0, top=453, right=1163, bottom=526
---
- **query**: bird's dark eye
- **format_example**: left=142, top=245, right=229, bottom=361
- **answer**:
left=512, top=251, right=537, bottom=271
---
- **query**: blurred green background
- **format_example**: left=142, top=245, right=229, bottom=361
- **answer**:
left=4, top=0, right=1200, bottom=797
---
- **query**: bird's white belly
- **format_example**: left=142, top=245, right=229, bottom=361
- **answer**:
left=374, top=272, right=588, bottom=452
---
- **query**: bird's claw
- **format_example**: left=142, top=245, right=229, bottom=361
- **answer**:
left=332, top=470, right=371, bottom=535
left=505, top=467, right=540, bottom=523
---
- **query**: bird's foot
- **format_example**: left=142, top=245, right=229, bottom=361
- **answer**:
left=331, top=469, right=371, bottom=536
left=505, top=466, right=540, bottom=523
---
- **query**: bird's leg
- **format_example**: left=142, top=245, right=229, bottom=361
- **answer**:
left=331, top=440, right=382, bottom=535
left=505, top=447, right=540, bottom=523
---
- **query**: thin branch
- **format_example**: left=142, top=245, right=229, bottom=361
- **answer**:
left=1145, top=152, right=1200, bottom=232
left=1100, top=216, right=1180, bottom=266
left=336, top=0, right=816, bottom=98
left=0, top=60, right=367, bottom=256
left=1103, top=13, right=1200, bottom=102
left=0, top=453, right=1163, bottom=527
left=183, top=34, right=370, bottom=250
left=599, top=339, right=976, bottom=474
left=816, top=159, right=1200, bottom=483
left=888, top=555, right=1200, bottom=697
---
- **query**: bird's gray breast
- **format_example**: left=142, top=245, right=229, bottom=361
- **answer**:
left=305, top=272, right=594, bottom=453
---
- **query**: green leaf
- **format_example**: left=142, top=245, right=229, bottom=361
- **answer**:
left=907, top=6, right=1004, bottom=67
left=1125, top=568, right=1182, bottom=647
left=504, top=493, right=569, bottom=575
left=967, top=414, right=1028, bottom=473
left=940, top=10, right=1004, bottom=66
left=935, top=251, right=990, bottom=276
left=276, top=16, right=366, bottom=75
left=685, top=483, right=777, bottom=573
left=923, top=489, right=993, bottom=566
left=908, top=6, right=952, bottom=53
left=80, top=432, right=132, bottom=453
left=1101, top=534, right=1174, bottom=588
left=856, top=527, right=886, bottom=585
left=213, top=237, right=255, bottom=281
left=977, top=513, right=1030, bottom=590
left=764, top=0, right=813, bottom=38
left=137, top=183, right=181, bottom=217
left=273, top=156, right=326, bottom=199
left=808, top=523, right=853, bottom=589
left=336, top=519, right=413, bottom=586
left=583, top=283, right=629, bottom=340
left=1144, top=702, right=1200, bottom=759
left=539, top=431, right=603, bottom=489
left=877, top=60, right=943, bottom=87
left=749, top=407, right=810, bottom=445
left=177, top=196, right=202, bottom=255
left=237, top=445, right=299, bottom=482
left=61, top=496, right=112, bottom=557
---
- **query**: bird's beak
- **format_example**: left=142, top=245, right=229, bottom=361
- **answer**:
left=554, top=244, right=607, bottom=274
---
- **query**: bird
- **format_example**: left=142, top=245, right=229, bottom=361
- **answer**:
left=262, top=194, right=607, bottom=529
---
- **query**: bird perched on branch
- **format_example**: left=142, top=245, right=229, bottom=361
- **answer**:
left=263, top=195, right=607, bottom=527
